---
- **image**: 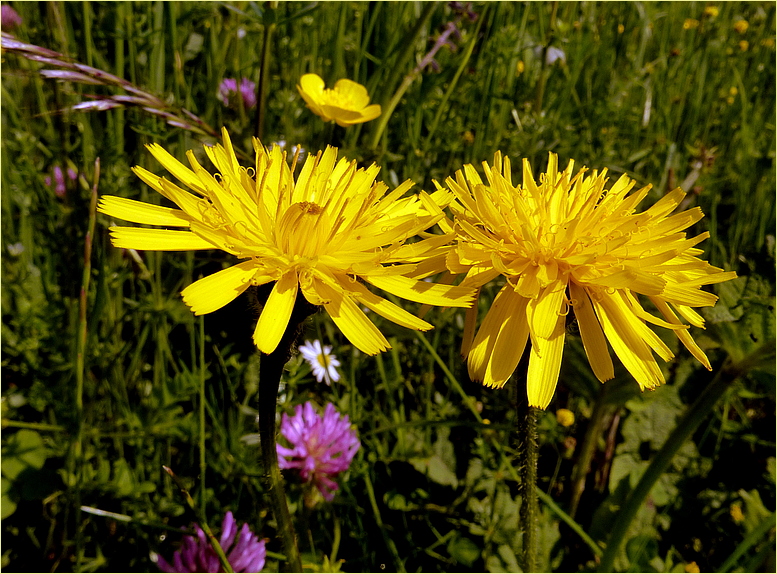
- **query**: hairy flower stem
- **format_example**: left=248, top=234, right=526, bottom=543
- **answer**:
left=257, top=291, right=317, bottom=573
left=597, top=340, right=776, bottom=572
left=518, top=404, right=539, bottom=573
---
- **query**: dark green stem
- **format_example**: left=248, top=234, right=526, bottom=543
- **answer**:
left=518, top=404, right=539, bottom=573
left=257, top=293, right=317, bottom=573
left=598, top=341, right=775, bottom=572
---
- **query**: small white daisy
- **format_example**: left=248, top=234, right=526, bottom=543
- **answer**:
left=299, top=340, right=341, bottom=386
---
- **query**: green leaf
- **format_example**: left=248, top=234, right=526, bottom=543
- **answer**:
left=447, top=534, right=481, bottom=567
left=1, top=429, right=47, bottom=480
left=1, top=477, right=17, bottom=519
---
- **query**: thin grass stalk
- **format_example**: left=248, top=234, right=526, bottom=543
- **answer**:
left=73, top=158, right=99, bottom=570
left=362, top=471, right=406, bottom=573
left=597, top=341, right=776, bottom=572
left=517, top=404, right=539, bottom=572
left=255, top=3, right=277, bottom=141
left=421, top=8, right=486, bottom=150
left=199, top=315, right=207, bottom=517
left=367, top=2, right=438, bottom=151
left=534, top=1, right=558, bottom=115
left=568, top=386, right=614, bottom=519
left=717, top=513, right=776, bottom=573
left=163, top=466, right=234, bottom=573
left=256, top=291, right=316, bottom=573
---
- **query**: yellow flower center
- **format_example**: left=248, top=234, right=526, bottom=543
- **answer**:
left=277, top=201, right=330, bottom=259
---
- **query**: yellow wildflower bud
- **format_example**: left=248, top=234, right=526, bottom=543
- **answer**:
left=739, top=40, right=749, bottom=51
left=733, top=20, right=749, bottom=34
left=618, top=24, right=625, bottom=34
left=516, top=60, right=525, bottom=75
left=704, top=6, right=719, bottom=18
left=685, top=562, right=701, bottom=573
left=684, top=19, right=700, bottom=30
left=556, top=409, right=575, bottom=427
left=730, top=503, right=745, bottom=522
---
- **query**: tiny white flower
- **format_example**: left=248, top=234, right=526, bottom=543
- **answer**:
left=299, top=340, right=341, bottom=386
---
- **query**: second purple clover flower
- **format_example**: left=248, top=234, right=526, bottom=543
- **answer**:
left=156, top=511, right=266, bottom=573
left=277, top=402, right=360, bottom=503
left=217, top=77, right=256, bottom=110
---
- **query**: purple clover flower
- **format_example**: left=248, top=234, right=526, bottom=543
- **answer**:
left=277, top=402, right=360, bottom=502
left=156, top=511, right=266, bottom=573
left=1, top=5, right=22, bottom=29
left=44, top=165, right=77, bottom=197
left=217, top=77, right=257, bottom=109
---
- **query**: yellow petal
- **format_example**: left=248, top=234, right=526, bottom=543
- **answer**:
left=650, top=297, right=712, bottom=369
left=516, top=263, right=541, bottom=299
left=526, top=311, right=566, bottom=409
left=182, top=261, right=266, bottom=315
left=109, top=227, right=215, bottom=251
left=610, top=291, right=674, bottom=361
left=569, top=282, right=614, bottom=382
left=253, top=271, right=298, bottom=354
left=364, top=274, right=474, bottom=307
left=337, top=275, right=432, bottom=331
left=333, top=78, right=371, bottom=107
left=591, top=293, right=665, bottom=390
left=317, top=281, right=389, bottom=355
left=460, top=287, right=480, bottom=358
left=98, top=196, right=191, bottom=227
left=483, top=292, right=530, bottom=388
left=468, top=285, right=522, bottom=383
left=146, top=143, right=206, bottom=193
left=526, top=279, right=567, bottom=340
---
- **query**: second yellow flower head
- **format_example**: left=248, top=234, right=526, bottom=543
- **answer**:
left=297, top=73, right=381, bottom=127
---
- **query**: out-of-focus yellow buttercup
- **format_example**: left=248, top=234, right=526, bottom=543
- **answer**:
left=297, top=73, right=381, bottom=127
left=98, top=128, right=473, bottom=355
left=444, top=152, right=736, bottom=409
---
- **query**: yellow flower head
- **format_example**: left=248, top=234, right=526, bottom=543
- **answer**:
left=730, top=502, right=745, bottom=522
left=445, top=152, right=736, bottom=409
left=703, top=6, right=719, bottom=18
left=733, top=19, right=749, bottom=34
left=556, top=408, right=575, bottom=427
left=683, top=19, right=700, bottom=30
left=98, top=128, right=473, bottom=355
left=297, top=73, right=381, bottom=127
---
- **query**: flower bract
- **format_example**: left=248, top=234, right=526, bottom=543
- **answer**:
left=445, top=152, right=736, bottom=409
left=156, top=511, right=265, bottom=573
left=297, top=73, right=381, bottom=127
left=299, top=339, right=341, bottom=385
left=98, top=128, right=473, bottom=355
left=277, top=401, right=360, bottom=501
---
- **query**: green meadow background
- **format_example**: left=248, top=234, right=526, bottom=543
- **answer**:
left=1, top=2, right=775, bottom=572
